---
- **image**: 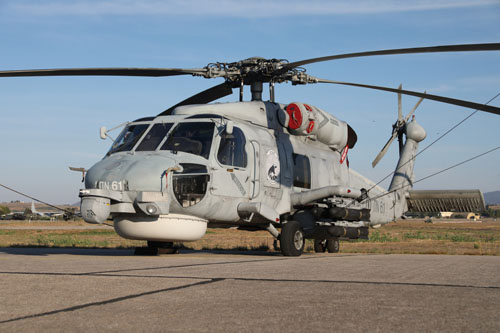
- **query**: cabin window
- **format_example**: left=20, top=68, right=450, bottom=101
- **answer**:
left=160, top=122, right=215, bottom=159
left=173, top=163, right=210, bottom=207
left=136, top=123, right=173, bottom=151
left=107, top=124, right=149, bottom=155
left=293, top=153, right=311, bottom=188
left=217, top=127, right=247, bottom=168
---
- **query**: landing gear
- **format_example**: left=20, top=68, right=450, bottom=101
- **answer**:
left=326, top=238, right=340, bottom=253
left=314, top=239, right=340, bottom=253
left=280, top=220, right=305, bottom=256
left=273, top=239, right=280, bottom=251
left=135, top=241, right=179, bottom=255
left=314, top=239, right=327, bottom=253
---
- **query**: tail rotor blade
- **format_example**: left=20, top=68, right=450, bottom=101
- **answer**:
left=405, top=92, right=426, bottom=122
left=372, top=132, right=398, bottom=168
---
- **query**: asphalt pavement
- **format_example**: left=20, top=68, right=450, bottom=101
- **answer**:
left=1, top=248, right=499, bottom=332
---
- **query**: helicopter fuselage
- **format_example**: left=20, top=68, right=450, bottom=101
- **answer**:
left=80, top=100, right=423, bottom=249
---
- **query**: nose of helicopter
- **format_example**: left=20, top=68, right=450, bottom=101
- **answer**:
left=85, top=153, right=180, bottom=192
left=80, top=153, right=183, bottom=224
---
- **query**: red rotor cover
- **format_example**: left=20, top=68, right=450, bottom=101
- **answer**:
left=285, top=103, right=303, bottom=130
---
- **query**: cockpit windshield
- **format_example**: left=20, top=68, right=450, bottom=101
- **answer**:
left=136, top=123, right=173, bottom=151
left=107, top=124, right=149, bottom=155
left=160, top=122, right=215, bottom=159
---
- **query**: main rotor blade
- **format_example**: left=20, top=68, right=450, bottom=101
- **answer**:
left=314, top=78, right=500, bottom=116
left=159, top=82, right=234, bottom=116
left=372, top=132, right=398, bottom=168
left=285, top=43, right=500, bottom=69
left=0, top=67, right=207, bottom=77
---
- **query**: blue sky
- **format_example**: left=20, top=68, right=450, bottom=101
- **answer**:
left=0, top=0, right=499, bottom=204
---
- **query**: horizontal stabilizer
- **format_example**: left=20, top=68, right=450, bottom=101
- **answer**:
left=407, top=190, right=485, bottom=213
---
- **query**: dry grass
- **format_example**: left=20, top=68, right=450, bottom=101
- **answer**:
left=1, top=218, right=500, bottom=255
left=341, top=219, right=500, bottom=255
left=0, top=227, right=143, bottom=249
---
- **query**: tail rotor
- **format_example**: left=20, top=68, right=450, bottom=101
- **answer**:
left=372, top=84, right=425, bottom=168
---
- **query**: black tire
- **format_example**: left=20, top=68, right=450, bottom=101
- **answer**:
left=147, top=241, right=174, bottom=248
left=327, top=238, right=340, bottom=253
left=314, top=239, right=327, bottom=253
left=280, top=221, right=305, bottom=256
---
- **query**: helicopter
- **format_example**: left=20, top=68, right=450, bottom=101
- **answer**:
left=1, top=43, right=499, bottom=256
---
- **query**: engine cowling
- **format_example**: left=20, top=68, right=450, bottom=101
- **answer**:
left=279, top=102, right=356, bottom=151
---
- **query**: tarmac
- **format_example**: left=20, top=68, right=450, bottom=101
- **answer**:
left=0, top=248, right=499, bottom=332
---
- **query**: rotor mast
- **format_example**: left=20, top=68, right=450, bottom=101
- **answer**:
left=241, top=81, right=273, bottom=102
left=251, top=81, right=263, bottom=101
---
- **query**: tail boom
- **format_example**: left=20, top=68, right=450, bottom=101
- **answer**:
left=388, top=119, right=426, bottom=219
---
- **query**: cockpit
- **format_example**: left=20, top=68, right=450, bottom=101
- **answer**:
left=102, top=117, right=249, bottom=209
left=106, top=119, right=215, bottom=159
left=107, top=123, right=150, bottom=155
left=161, top=122, right=214, bottom=159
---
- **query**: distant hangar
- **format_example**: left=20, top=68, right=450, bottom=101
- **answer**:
left=407, top=189, right=486, bottom=213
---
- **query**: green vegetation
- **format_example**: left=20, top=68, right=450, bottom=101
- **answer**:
left=367, top=231, right=400, bottom=242
left=0, top=206, right=10, bottom=215
left=364, top=229, right=499, bottom=243
left=34, top=234, right=108, bottom=248
left=483, top=207, right=500, bottom=218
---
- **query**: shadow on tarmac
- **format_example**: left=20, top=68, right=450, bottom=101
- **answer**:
left=0, top=246, right=285, bottom=257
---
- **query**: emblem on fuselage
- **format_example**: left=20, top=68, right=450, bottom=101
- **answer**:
left=265, top=149, right=280, bottom=184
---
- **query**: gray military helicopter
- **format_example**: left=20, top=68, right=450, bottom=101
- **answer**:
left=1, top=43, right=499, bottom=256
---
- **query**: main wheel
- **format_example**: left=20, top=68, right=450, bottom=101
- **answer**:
left=147, top=241, right=174, bottom=248
left=314, top=239, right=327, bottom=253
left=327, top=238, right=340, bottom=253
left=280, top=220, right=305, bottom=256
left=141, top=241, right=178, bottom=254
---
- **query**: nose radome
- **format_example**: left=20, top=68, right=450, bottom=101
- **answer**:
left=85, top=154, right=179, bottom=192
left=80, top=197, right=110, bottom=224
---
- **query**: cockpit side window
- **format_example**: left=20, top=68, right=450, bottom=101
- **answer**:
left=292, top=153, right=311, bottom=188
left=217, top=127, right=247, bottom=168
left=160, top=122, right=215, bottom=159
left=107, top=124, right=149, bottom=155
left=135, top=123, right=173, bottom=151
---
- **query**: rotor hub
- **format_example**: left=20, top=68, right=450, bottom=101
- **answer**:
left=202, top=57, right=314, bottom=86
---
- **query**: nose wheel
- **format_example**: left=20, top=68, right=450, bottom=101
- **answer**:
left=314, top=239, right=340, bottom=253
left=280, top=220, right=305, bottom=256
left=135, top=241, right=179, bottom=255
left=314, top=239, right=327, bottom=253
